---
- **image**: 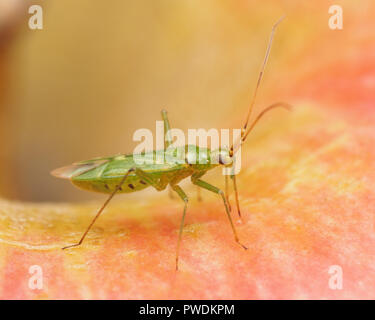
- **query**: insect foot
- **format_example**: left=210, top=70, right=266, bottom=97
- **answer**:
left=237, top=241, right=248, bottom=250
left=62, top=243, right=82, bottom=250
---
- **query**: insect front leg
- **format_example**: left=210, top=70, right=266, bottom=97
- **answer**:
left=62, top=168, right=135, bottom=250
left=230, top=173, right=242, bottom=219
left=227, top=156, right=241, bottom=219
left=191, top=174, right=247, bottom=250
left=170, top=184, right=189, bottom=271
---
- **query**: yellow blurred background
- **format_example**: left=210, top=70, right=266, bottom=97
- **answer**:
left=0, top=0, right=372, bottom=201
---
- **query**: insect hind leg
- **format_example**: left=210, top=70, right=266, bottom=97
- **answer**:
left=62, top=168, right=135, bottom=250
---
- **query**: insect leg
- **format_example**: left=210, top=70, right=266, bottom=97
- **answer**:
left=161, top=109, right=173, bottom=149
left=134, top=168, right=168, bottom=191
left=191, top=175, right=247, bottom=250
left=170, top=184, right=189, bottom=271
left=62, top=168, right=135, bottom=250
left=231, top=174, right=242, bottom=219
left=225, top=175, right=232, bottom=212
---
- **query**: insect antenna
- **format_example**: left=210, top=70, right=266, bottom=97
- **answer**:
left=230, top=15, right=285, bottom=157
left=227, top=16, right=290, bottom=220
left=242, top=102, right=291, bottom=144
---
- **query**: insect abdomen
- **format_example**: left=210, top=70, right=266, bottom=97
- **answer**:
left=72, top=179, right=149, bottom=193
left=71, top=176, right=149, bottom=194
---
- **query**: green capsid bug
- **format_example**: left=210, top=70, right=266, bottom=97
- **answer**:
left=51, top=16, right=290, bottom=270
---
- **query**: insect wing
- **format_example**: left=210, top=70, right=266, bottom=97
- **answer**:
left=51, top=160, right=108, bottom=179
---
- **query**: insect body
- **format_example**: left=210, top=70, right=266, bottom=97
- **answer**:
left=53, top=146, right=231, bottom=195
left=52, top=17, right=290, bottom=270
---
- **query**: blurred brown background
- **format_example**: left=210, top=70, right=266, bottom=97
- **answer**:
left=0, top=0, right=367, bottom=201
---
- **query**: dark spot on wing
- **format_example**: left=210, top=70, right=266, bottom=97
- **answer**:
left=104, top=184, right=110, bottom=190
left=128, top=184, right=134, bottom=189
left=140, top=180, right=147, bottom=185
